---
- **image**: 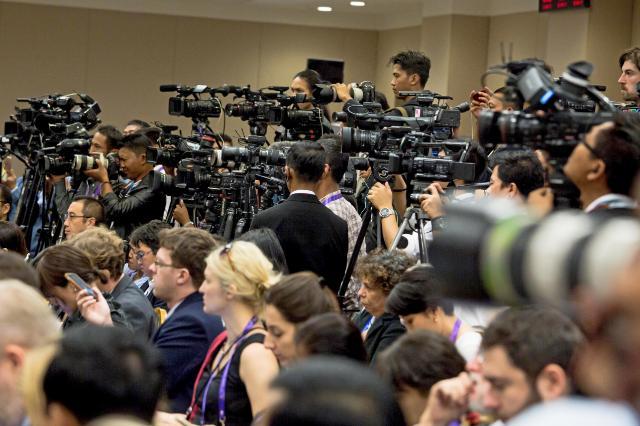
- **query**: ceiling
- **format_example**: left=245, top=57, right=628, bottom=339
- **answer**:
left=2, top=0, right=539, bottom=30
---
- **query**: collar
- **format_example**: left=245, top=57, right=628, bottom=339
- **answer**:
left=111, top=273, right=130, bottom=297
left=320, top=190, right=343, bottom=206
left=166, top=300, right=183, bottom=319
left=290, top=189, right=316, bottom=196
left=585, top=193, right=637, bottom=213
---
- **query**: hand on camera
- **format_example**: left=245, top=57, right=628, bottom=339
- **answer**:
left=83, top=161, right=109, bottom=183
left=367, top=182, right=393, bottom=210
left=77, top=286, right=113, bottom=326
left=469, top=87, right=492, bottom=120
left=418, top=372, right=475, bottom=426
left=173, top=199, right=192, bottom=226
left=332, top=83, right=353, bottom=102
left=420, top=182, right=445, bottom=219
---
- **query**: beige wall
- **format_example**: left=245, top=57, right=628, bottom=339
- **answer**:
left=0, top=0, right=638, bottom=143
left=0, top=1, right=378, bottom=138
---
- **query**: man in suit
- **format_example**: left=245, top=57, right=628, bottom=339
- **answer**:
left=150, top=227, right=224, bottom=413
left=250, top=142, right=349, bottom=293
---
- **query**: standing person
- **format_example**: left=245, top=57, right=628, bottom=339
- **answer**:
left=250, top=142, right=348, bottom=293
left=188, top=241, right=280, bottom=425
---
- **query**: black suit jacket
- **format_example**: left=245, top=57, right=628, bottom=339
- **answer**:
left=354, top=310, right=405, bottom=365
left=152, top=291, right=224, bottom=413
left=250, top=192, right=349, bottom=293
left=101, top=170, right=166, bottom=239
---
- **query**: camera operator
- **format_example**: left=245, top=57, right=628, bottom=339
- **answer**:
left=563, top=114, right=640, bottom=215
left=123, top=118, right=151, bottom=136
left=250, top=142, right=349, bottom=293
left=288, top=69, right=333, bottom=135
left=618, top=47, right=640, bottom=103
left=84, top=133, right=166, bottom=239
left=333, top=50, right=431, bottom=117
left=51, top=124, right=122, bottom=219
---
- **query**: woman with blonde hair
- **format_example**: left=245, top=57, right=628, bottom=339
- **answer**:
left=185, top=241, right=280, bottom=425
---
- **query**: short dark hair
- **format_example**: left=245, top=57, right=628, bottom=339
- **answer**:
left=619, top=47, right=640, bottom=70
left=265, top=272, right=336, bottom=324
left=270, top=356, right=405, bottom=426
left=120, top=133, right=153, bottom=156
left=355, top=249, right=417, bottom=296
left=96, top=125, right=123, bottom=151
left=491, top=149, right=545, bottom=198
left=286, top=142, right=326, bottom=183
left=237, top=228, right=288, bottom=273
left=494, top=86, right=525, bottom=110
left=72, top=196, right=105, bottom=225
left=0, top=251, right=39, bottom=288
left=389, top=50, right=431, bottom=87
left=126, top=119, right=150, bottom=129
left=385, top=265, right=454, bottom=317
left=293, top=69, right=323, bottom=89
left=592, top=113, right=640, bottom=195
left=318, top=135, right=348, bottom=183
left=158, top=227, right=221, bottom=288
left=43, top=325, right=164, bottom=423
left=295, top=312, right=367, bottom=363
left=377, top=330, right=465, bottom=394
left=481, top=306, right=584, bottom=382
left=0, top=222, right=28, bottom=256
left=130, top=220, right=172, bottom=254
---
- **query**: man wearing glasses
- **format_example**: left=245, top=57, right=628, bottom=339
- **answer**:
left=149, top=227, right=224, bottom=413
left=564, top=114, right=640, bottom=214
left=63, top=196, right=105, bottom=239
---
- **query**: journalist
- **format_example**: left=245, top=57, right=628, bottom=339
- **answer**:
left=250, top=142, right=349, bottom=293
left=334, top=50, right=431, bottom=117
left=63, top=196, right=106, bottom=239
left=564, top=113, right=640, bottom=214
left=52, top=124, right=122, bottom=217
left=618, top=47, right=640, bottom=103
left=84, top=133, right=166, bottom=239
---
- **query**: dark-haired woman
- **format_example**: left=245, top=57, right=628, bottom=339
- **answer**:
left=35, top=244, right=129, bottom=330
left=263, top=272, right=338, bottom=366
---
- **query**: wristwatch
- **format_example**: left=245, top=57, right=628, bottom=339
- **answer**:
left=379, top=207, right=393, bottom=219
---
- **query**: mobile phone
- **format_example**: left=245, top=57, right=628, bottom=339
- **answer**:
left=64, top=272, right=97, bottom=299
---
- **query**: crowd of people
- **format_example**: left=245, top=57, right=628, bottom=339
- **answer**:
left=1, top=46, right=640, bottom=426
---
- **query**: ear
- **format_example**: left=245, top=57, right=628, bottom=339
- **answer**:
left=507, top=182, right=520, bottom=198
left=535, top=363, right=568, bottom=401
left=175, top=268, right=190, bottom=287
left=586, top=158, right=606, bottom=182
left=1, top=203, right=10, bottom=217
left=322, top=164, right=331, bottom=180
left=4, top=344, right=26, bottom=371
left=409, top=73, right=420, bottom=86
left=86, top=217, right=96, bottom=227
left=225, top=282, right=238, bottom=300
left=47, top=402, right=82, bottom=426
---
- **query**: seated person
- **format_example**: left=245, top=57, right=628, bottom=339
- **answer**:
left=352, top=249, right=416, bottom=364
left=63, top=196, right=106, bottom=239
left=129, top=220, right=172, bottom=302
left=294, top=312, right=367, bottom=363
left=377, top=331, right=466, bottom=425
left=0, top=221, right=28, bottom=256
left=0, top=183, right=12, bottom=221
left=385, top=266, right=482, bottom=362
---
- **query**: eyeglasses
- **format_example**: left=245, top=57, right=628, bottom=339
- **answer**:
left=220, top=242, right=238, bottom=272
left=579, top=137, right=603, bottom=159
left=135, top=249, right=153, bottom=260
left=66, top=213, right=87, bottom=220
left=153, top=259, right=176, bottom=269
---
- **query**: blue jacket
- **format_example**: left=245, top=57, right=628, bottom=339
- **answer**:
left=152, top=291, right=224, bottom=413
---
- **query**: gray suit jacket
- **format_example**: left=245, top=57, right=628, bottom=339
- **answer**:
left=111, top=275, right=157, bottom=340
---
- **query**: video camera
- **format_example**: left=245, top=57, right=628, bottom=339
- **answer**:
left=160, top=84, right=222, bottom=119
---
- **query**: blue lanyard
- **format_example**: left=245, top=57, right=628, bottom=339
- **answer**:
left=361, top=315, right=374, bottom=334
left=200, top=316, right=258, bottom=426
left=321, top=192, right=343, bottom=206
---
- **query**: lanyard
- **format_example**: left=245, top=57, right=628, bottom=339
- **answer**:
left=361, top=315, right=374, bottom=334
left=449, top=318, right=462, bottom=343
left=321, top=192, right=343, bottom=206
left=200, top=316, right=258, bottom=426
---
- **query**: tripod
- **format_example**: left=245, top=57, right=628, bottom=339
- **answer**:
left=390, top=206, right=431, bottom=264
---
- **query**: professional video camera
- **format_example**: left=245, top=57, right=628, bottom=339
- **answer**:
left=477, top=59, right=618, bottom=207
left=0, top=93, right=102, bottom=253
left=429, top=199, right=640, bottom=310
left=224, top=85, right=325, bottom=140
left=160, top=84, right=222, bottom=119
left=221, top=135, right=286, bottom=167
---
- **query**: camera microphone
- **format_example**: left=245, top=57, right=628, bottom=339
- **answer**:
left=453, top=101, right=470, bottom=113
left=160, top=84, right=179, bottom=92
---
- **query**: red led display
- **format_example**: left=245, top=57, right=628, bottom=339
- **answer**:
left=539, top=0, right=590, bottom=12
